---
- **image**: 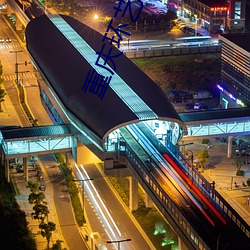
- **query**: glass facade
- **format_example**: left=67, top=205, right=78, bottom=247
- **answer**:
left=1, top=136, right=73, bottom=155
left=234, top=1, right=242, bottom=19
left=221, top=40, right=250, bottom=106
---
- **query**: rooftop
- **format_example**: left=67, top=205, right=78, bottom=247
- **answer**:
left=219, top=33, right=250, bottom=53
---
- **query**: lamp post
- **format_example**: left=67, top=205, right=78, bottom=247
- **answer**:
left=93, top=14, right=99, bottom=31
left=185, top=149, right=194, bottom=165
left=194, top=14, right=198, bottom=36
left=216, top=233, right=225, bottom=250
left=73, top=178, right=94, bottom=219
left=9, top=50, right=23, bottom=84
left=107, top=239, right=131, bottom=250
left=178, top=142, right=194, bottom=153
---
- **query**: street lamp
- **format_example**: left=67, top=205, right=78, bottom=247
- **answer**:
left=194, top=14, right=198, bottom=36
left=73, top=178, right=94, bottom=219
left=9, top=50, right=23, bottom=84
left=216, top=233, right=225, bottom=250
left=93, top=14, right=99, bottom=31
left=185, top=149, right=194, bottom=165
left=178, top=142, right=194, bottom=153
left=107, top=239, right=131, bottom=250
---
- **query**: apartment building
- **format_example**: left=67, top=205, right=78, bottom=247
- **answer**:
left=171, top=0, right=250, bottom=32
left=218, top=33, right=250, bottom=108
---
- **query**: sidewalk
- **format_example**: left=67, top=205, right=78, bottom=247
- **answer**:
left=184, top=138, right=250, bottom=226
left=0, top=83, right=22, bottom=127
left=13, top=158, right=68, bottom=250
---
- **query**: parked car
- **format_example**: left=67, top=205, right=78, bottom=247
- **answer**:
left=5, top=37, right=12, bottom=43
left=0, top=37, right=4, bottom=43
left=39, top=182, right=46, bottom=191
left=194, top=102, right=202, bottom=109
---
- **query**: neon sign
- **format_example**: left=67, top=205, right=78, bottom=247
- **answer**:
left=211, top=7, right=227, bottom=11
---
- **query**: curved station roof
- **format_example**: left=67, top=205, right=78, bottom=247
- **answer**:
left=25, top=14, right=185, bottom=140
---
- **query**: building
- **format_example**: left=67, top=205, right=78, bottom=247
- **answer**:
left=218, top=33, right=250, bottom=108
left=174, top=0, right=249, bottom=32
left=227, top=0, right=248, bottom=31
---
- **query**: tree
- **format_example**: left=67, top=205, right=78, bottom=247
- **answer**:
left=0, top=61, right=6, bottom=112
left=51, top=239, right=67, bottom=250
left=197, top=149, right=209, bottom=172
left=31, top=204, right=49, bottom=223
left=0, top=87, right=6, bottom=112
left=232, top=156, right=244, bottom=176
left=27, top=180, right=39, bottom=194
left=28, top=192, right=46, bottom=205
left=39, top=221, right=56, bottom=248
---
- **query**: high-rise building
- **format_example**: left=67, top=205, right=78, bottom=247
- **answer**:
left=179, top=0, right=250, bottom=32
left=218, top=33, right=250, bottom=108
left=227, top=0, right=247, bottom=30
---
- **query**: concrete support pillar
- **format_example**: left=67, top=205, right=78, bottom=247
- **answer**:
left=104, top=158, right=113, bottom=170
left=23, top=157, right=28, bottom=182
left=7, top=6, right=12, bottom=17
left=76, top=140, right=101, bottom=165
left=227, top=136, right=234, bottom=158
left=5, top=158, right=10, bottom=183
left=129, top=176, right=138, bottom=211
left=16, top=17, right=22, bottom=31
left=0, top=150, right=4, bottom=166
left=71, top=137, right=77, bottom=163
left=145, top=193, right=153, bottom=208
left=66, top=152, right=69, bottom=168
left=178, top=237, right=189, bottom=250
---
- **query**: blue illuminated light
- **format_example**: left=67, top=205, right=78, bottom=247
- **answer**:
left=217, top=84, right=224, bottom=92
left=229, top=94, right=236, bottom=100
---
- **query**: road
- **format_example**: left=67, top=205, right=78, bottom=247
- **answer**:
left=38, top=154, right=153, bottom=250
left=80, top=163, right=153, bottom=250
left=39, top=154, right=88, bottom=250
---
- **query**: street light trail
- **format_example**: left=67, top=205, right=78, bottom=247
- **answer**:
left=75, top=163, right=122, bottom=238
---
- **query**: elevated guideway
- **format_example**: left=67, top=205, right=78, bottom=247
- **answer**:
left=17, top=11, right=250, bottom=250
left=6, top=0, right=30, bottom=28
left=180, top=107, right=250, bottom=139
left=118, top=122, right=250, bottom=249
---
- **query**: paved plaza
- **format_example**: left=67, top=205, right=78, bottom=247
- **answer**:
left=184, top=137, right=250, bottom=226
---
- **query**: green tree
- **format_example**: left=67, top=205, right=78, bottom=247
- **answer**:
left=28, top=192, right=46, bottom=205
left=51, top=239, right=67, bottom=250
left=0, top=87, right=6, bottom=112
left=39, top=221, right=56, bottom=248
left=232, top=156, right=244, bottom=175
left=197, top=149, right=209, bottom=172
left=0, top=62, right=6, bottom=112
left=27, top=180, right=39, bottom=194
left=31, top=204, right=49, bottom=223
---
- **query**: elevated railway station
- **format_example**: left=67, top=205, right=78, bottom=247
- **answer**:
left=1, top=2, right=250, bottom=248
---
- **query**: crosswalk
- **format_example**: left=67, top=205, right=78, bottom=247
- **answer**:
left=0, top=43, right=23, bottom=49
left=3, top=72, right=37, bottom=87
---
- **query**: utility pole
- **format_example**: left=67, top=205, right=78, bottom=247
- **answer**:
left=72, top=178, right=94, bottom=219
left=9, top=50, right=23, bottom=84
left=107, top=239, right=131, bottom=250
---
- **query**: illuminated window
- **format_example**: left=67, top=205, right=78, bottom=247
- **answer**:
left=234, top=2, right=241, bottom=19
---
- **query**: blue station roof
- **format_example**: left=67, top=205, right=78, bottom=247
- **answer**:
left=25, top=14, right=185, bottom=139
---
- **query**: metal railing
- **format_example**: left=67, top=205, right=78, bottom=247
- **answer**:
left=119, top=141, right=210, bottom=250
left=124, top=45, right=221, bottom=59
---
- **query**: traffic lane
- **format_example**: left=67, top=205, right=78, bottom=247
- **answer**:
left=40, top=155, right=88, bottom=250
left=83, top=163, right=152, bottom=250
left=24, top=79, right=53, bottom=125
left=3, top=80, right=31, bottom=127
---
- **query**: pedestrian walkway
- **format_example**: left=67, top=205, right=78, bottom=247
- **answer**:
left=0, top=83, right=22, bottom=126
left=13, top=157, right=69, bottom=250
left=184, top=138, right=250, bottom=226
